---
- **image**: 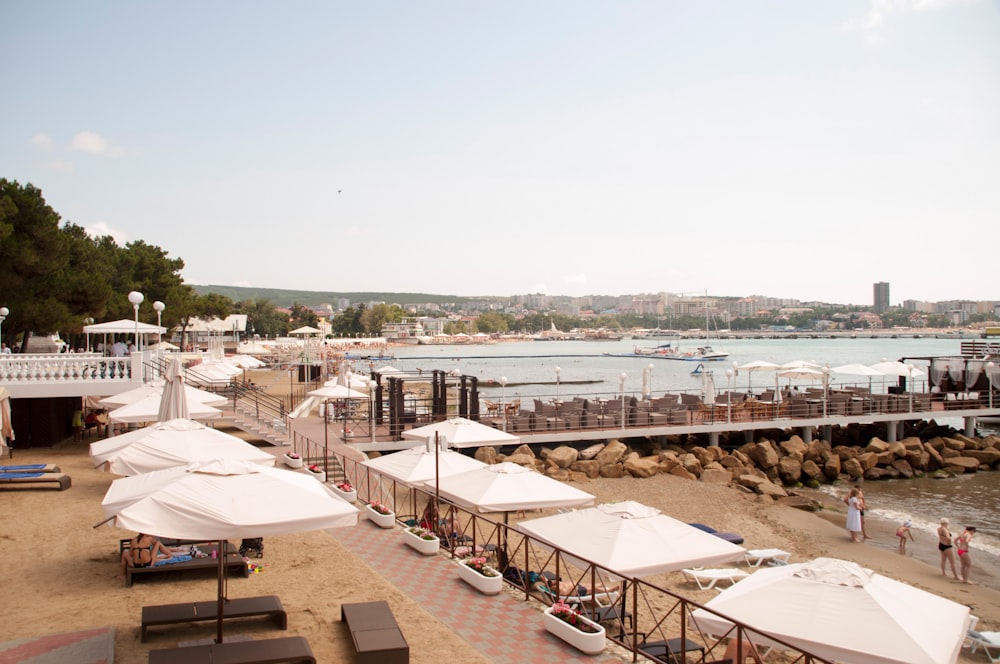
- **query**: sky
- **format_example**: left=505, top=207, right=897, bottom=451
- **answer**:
left=2, top=1, right=998, bottom=307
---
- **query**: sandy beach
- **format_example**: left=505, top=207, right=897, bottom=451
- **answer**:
left=3, top=428, right=998, bottom=663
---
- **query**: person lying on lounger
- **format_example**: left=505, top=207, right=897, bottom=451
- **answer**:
left=120, top=533, right=173, bottom=578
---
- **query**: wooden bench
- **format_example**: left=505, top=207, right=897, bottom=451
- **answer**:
left=341, top=601, right=409, bottom=663
left=126, top=541, right=248, bottom=587
left=141, top=595, right=287, bottom=642
left=0, top=472, right=71, bottom=491
left=148, top=635, right=315, bottom=663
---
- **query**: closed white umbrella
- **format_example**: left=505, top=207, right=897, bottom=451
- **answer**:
left=690, top=558, right=970, bottom=664
left=157, top=358, right=188, bottom=422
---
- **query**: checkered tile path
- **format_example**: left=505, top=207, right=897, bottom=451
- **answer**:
left=330, top=518, right=626, bottom=663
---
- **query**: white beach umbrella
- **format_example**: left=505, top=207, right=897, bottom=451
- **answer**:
left=309, top=385, right=369, bottom=400
left=427, top=462, right=595, bottom=515
left=690, top=558, right=970, bottom=664
left=108, top=395, right=222, bottom=424
left=402, top=416, right=520, bottom=449
left=701, top=371, right=717, bottom=405
left=832, top=363, right=885, bottom=392
left=89, top=418, right=276, bottom=475
left=734, top=360, right=780, bottom=394
left=778, top=360, right=822, bottom=370
left=870, top=360, right=925, bottom=379
left=99, top=382, right=227, bottom=409
left=157, top=358, right=188, bottom=422
left=517, top=501, right=745, bottom=578
left=289, top=326, right=321, bottom=335
left=102, top=459, right=358, bottom=643
left=362, top=444, right=487, bottom=487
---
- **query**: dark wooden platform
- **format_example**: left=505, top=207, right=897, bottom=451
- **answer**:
left=126, top=541, right=248, bottom=587
left=141, top=595, right=287, bottom=642
left=147, top=635, right=315, bottom=664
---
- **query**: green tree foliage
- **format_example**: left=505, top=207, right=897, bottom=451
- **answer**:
left=288, top=302, right=319, bottom=330
left=360, top=303, right=404, bottom=335
left=233, top=299, right=288, bottom=338
left=474, top=311, right=508, bottom=334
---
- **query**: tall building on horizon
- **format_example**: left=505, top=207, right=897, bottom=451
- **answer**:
left=874, top=282, right=890, bottom=313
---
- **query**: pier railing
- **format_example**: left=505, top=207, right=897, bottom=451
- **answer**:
left=320, top=449, right=832, bottom=663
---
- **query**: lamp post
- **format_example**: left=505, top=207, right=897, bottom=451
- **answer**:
left=0, top=307, right=8, bottom=350
left=726, top=368, right=734, bottom=423
left=368, top=379, right=377, bottom=443
left=619, top=372, right=627, bottom=429
left=152, top=301, right=165, bottom=348
left=822, top=365, right=830, bottom=417
left=554, top=366, right=561, bottom=400
left=647, top=363, right=655, bottom=400
left=500, top=376, right=508, bottom=431
left=905, top=363, right=916, bottom=413
left=127, top=291, right=144, bottom=351
left=987, top=362, right=995, bottom=409
left=83, top=317, right=94, bottom=352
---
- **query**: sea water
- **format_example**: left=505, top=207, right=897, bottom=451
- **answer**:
left=381, top=337, right=1000, bottom=586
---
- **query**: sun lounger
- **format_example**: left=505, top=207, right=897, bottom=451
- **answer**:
left=638, top=637, right=706, bottom=663
left=743, top=548, right=791, bottom=567
left=147, top=635, right=315, bottom=664
left=688, top=522, right=745, bottom=545
left=681, top=568, right=749, bottom=591
left=966, top=628, right=1000, bottom=663
left=0, top=471, right=71, bottom=491
left=0, top=464, right=60, bottom=473
left=126, top=541, right=248, bottom=587
left=341, top=601, right=409, bottom=664
left=141, top=595, right=287, bottom=642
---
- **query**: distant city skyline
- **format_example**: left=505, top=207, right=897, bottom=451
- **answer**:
left=3, top=2, right=998, bottom=304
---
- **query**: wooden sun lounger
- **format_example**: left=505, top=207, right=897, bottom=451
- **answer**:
left=0, top=464, right=61, bottom=473
left=341, top=600, right=409, bottom=663
left=126, top=541, right=248, bottom=587
left=141, top=595, right=287, bottom=642
left=0, top=472, right=71, bottom=491
left=147, top=635, right=315, bottom=664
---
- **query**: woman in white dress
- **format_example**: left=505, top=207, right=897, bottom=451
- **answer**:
left=846, top=487, right=863, bottom=542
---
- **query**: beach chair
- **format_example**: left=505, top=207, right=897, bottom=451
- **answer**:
left=681, top=568, right=749, bottom=591
left=966, top=616, right=1000, bottom=664
left=688, top=523, right=745, bottom=545
left=743, top=548, right=791, bottom=567
left=0, top=471, right=71, bottom=491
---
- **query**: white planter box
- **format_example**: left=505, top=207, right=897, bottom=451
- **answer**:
left=365, top=504, right=396, bottom=529
left=283, top=454, right=303, bottom=469
left=307, top=469, right=326, bottom=483
left=331, top=485, right=357, bottom=503
left=542, top=606, right=606, bottom=655
left=402, top=529, right=440, bottom=555
left=456, top=560, right=503, bottom=595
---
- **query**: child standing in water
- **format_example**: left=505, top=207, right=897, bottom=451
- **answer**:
left=896, top=519, right=914, bottom=554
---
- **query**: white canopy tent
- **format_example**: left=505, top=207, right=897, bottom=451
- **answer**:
left=402, top=417, right=520, bottom=449
left=83, top=319, right=167, bottom=335
left=690, top=557, right=970, bottom=664
left=108, top=395, right=222, bottom=424
left=89, top=418, right=276, bottom=475
left=516, top=501, right=745, bottom=578
left=362, top=443, right=487, bottom=488
left=99, top=382, right=228, bottom=409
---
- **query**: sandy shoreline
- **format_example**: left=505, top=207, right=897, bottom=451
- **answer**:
left=2, top=432, right=997, bottom=663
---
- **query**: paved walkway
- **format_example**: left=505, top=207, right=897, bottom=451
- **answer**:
left=329, top=515, right=629, bottom=663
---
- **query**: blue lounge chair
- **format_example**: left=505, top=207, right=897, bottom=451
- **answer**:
left=688, top=522, right=745, bottom=545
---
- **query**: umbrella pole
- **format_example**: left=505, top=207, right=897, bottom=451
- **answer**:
left=217, top=538, right=226, bottom=643
left=323, top=399, right=329, bottom=477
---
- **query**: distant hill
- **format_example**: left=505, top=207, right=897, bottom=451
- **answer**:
left=191, top=285, right=490, bottom=308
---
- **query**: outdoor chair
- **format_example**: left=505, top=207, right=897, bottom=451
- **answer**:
left=681, top=567, right=749, bottom=591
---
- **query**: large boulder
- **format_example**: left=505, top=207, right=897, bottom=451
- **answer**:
left=624, top=456, right=660, bottom=478
left=890, top=458, right=916, bottom=479
left=474, top=446, right=498, bottom=464
left=505, top=453, right=535, bottom=467
left=800, top=459, right=824, bottom=483
left=511, top=443, right=536, bottom=459
left=547, top=446, right=579, bottom=469
left=700, top=467, right=733, bottom=485
left=747, top=441, right=780, bottom=469
left=678, top=453, right=704, bottom=477
left=599, top=463, right=625, bottom=478
left=779, top=436, right=808, bottom=460
left=595, top=440, right=628, bottom=466
left=578, top=443, right=605, bottom=460
left=570, top=460, right=601, bottom=479
left=964, top=448, right=1000, bottom=467
left=865, top=438, right=890, bottom=454
left=668, top=464, right=697, bottom=481
left=843, top=457, right=864, bottom=480
left=924, top=442, right=945, bottom=470
left=946, top=457, right=982, bottom=473
left=823, top=455, right=841, bottom=481
left=777, top=457, right=802, bottom=485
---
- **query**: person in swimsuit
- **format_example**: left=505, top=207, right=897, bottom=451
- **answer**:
left=896, top=519, right=914, bottom=555
left=120, top=533, right=172, bottom=578
left=955, top=526, right=976, bottom=584
left=937, top=518, right=959, bottom=580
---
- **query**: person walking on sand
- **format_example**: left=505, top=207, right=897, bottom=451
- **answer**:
left=955, top=526, right=976, bottom=584
left=896, top=519, right=914, bottom=554
left=938, top=518, right=960, bottom=580
left=845, top=487, right=863, bottom=543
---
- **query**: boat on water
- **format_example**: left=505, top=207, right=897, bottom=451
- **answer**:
left=628, top=343, right=730, bottom=361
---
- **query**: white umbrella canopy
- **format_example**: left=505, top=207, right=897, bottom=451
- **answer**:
left=157, top=358, right=188, bottom=422
left=402, top=417, right=521, bottom=449
left=779, top=360, right=822, bottom=370
left=362, top=445, right=487, bottom=487
left=832, top=363, right=886, bottom=377
left=290, top=326, right=321, bottom=335
left=186, top=361, right=243, bottom=385
left=870, top=360, right=925, bottom=378
left=89, top=418, right=276, bottom=475
left=426, top=462, right=595, bottom=514
left=734, top=360, right=780, bottom=394
left=309, top=384, right=369, bottom=400
left=777, top=367, right=826, bottom=380
left=690, top=558, right=970, bottom=664
left=99, top=382, right=228, bottom=409
left=516, top=501, right=745, bottom=578
left=102, top=459, right=359, bottom=643
left=227, top=354, right=265, bottom=369
left=83, top=319, right=166, bottom=335
left=108, top=394, right=223, bottom=424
